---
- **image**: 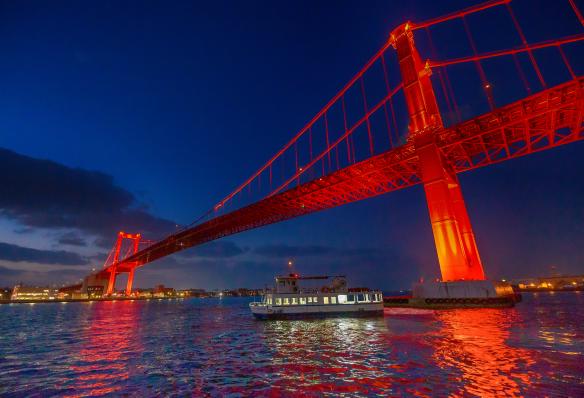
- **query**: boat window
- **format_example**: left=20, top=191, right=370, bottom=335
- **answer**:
left=331, top=296, right=337, bottom=304
left=364, top=294, right=370, bottom=302
left=292, top=297, right=298, bottom=305
left=347, top=294, right=355, bottom=303
left=307, top=297, right=312, bottom=303
left=283, top=298, right=289, bottom=305
left=300, top=297, right=306, bottom=305
left=337, top=294, right=348, bottom=304
left=267, top=298, right=272, bottom=305
left=313, top=297, right=318, bottom=303
left=275, top=298, right=282, bottom=306
left=323, top=297, right=329, bottom=305
left=357, top=294, right=365, bottom=302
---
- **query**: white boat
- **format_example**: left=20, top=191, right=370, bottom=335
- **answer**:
left=250, top=274, right=384, bottom=319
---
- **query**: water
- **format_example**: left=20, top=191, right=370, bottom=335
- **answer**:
left=1, top=293, right=583, bottom=397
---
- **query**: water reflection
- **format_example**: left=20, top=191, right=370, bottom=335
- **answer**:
left=1, top=296, right=583, bottom=396
left=432, top=309, right=536, bottom=397
left=259, top=317, right=393, bottom=395
left=67, top=301, right=143, bottom=397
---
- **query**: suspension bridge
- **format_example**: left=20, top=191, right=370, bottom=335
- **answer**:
left=83, top=0, right=584, bottom=296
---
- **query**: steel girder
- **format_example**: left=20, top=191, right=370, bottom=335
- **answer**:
left=104, top=77, right=583, bottom=274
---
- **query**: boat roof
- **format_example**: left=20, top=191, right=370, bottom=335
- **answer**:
left=276, top=274, right=346, bottom=281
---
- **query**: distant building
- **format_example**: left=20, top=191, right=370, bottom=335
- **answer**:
left=11, top=285, right=58, bottom=300
left=153, top=285, right=175, bottom=297
left=236, top=288, right=262, bottom=297
left=135, top=288, right=154, bottom=298
left=86, top=286, right=104, bottom=299
left=0, top=288, right=12, bottom=300
left=511, top=275, right=584, bottom=291
left=184, top=289, right=207, bottom=297
left=58, top=283, right=83, bottom=299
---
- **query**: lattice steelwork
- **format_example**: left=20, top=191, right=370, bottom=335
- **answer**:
left=93, top=0, right=584, bottom=293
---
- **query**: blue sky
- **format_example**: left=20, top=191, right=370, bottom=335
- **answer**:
left=0, top=0, right=582, bottom=290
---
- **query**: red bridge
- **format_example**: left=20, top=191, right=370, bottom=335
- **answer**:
left=86, top=0, right=584, bottom=296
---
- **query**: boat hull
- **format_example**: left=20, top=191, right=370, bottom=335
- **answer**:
left=384, top=296, right=517, bottom=309
left=251, top=302, right=383, bottom=320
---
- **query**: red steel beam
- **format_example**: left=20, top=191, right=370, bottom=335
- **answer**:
left=411, top=0, right=511, bottom=30
left=430, top=34, right=584, bottom=68
left=98, top=77, right=582, bottom=275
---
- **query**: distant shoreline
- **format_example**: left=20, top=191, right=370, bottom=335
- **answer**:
left=0, top=296, right=210, bottom=305
left=1, top=290, right=581, bottom=305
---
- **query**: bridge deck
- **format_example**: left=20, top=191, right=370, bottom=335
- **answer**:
left=105, top=78, right=583, bottom=274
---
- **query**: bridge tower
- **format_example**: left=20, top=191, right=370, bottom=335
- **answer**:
left=106, top=231, right=141, bottom=296
left=391, top=23, right=485, bottom=281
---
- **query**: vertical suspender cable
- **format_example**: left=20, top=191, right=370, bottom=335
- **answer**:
left=309, top=128, right=313, bottom=161
left=360, top=78, right=375, bottom=155
left=506, top=3, right=546, bottom=88
left=557, top=45, right=576, bottom=80
left=295, top=142, right=299, bottom=186
left=341, top=96, right=352, bottom=163
left=324, top=113, right=332, bottom=170
left=381, top=53, right=401, bottom=144
left=568, top=0, right=584, bottom=27
left=462, top=16, right=496, bottom=110
left=424, top=27, right=459, bottom=124
left=380, top=53, right=395, bottom=147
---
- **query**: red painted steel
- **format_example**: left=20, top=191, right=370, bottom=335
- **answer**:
left=392, top=23, right=485, bottom=281
left=100, top=77, right=583, bottom=276
left=91, top=1, right=584, bottom=290
left=105, top=231, right=141, bottom=295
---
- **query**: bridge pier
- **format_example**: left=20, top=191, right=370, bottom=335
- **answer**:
left=392, top=22, right=486, bottom=281
left=106, top=267, right=118, bottom=296
left=104, top=231, right=141, bottom=296
left=125, top=268, right=135, bottom=296
left=415, top=134, right=485, bottom=280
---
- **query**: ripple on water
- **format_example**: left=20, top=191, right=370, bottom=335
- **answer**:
left=1, top=293, right=584, bottom=397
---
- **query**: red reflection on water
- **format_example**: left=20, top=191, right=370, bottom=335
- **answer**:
left=66, top=301, right=142, bottom=397
left=433, top=309, right=536, bottom=397
left=249, top=319, right=390, bottom=396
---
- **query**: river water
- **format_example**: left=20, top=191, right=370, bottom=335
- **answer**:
left=1, top=292, right=583, bottom=397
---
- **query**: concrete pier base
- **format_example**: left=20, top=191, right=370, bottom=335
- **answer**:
left=385, top=280, right=520, bottom=309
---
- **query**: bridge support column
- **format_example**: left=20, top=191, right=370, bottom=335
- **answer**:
left=125, top=268, right=135, bottom=296
left=105, top=232, right=124, bottom=296
left=415, top=135, right=485, bottom=280
left=106, top=267, right=117, bottom=296
left=392, top=22, right=485, bottom=281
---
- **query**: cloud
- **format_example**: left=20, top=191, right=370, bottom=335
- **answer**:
left=0, top=265, right=87, bottom=286
left=0, top=241, right=88, bottom=266
left=57, top=232, right=86, bottom=247
left=254, top=244, right=334, bottom=258
left=253, top=244, right=385, bottom=259
left=0, top=265, right=23, bottom=277
left=13, top=227, right=34, bottom=234
left=179, top=241, right=248, bottom=258
left=0, top=148, right=175, bottom=240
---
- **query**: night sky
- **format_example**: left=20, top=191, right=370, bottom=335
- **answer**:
left=0, top=0, right=582, bottom=291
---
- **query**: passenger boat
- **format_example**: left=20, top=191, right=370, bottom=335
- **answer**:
left=250, top=274, right=384, bottom=319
